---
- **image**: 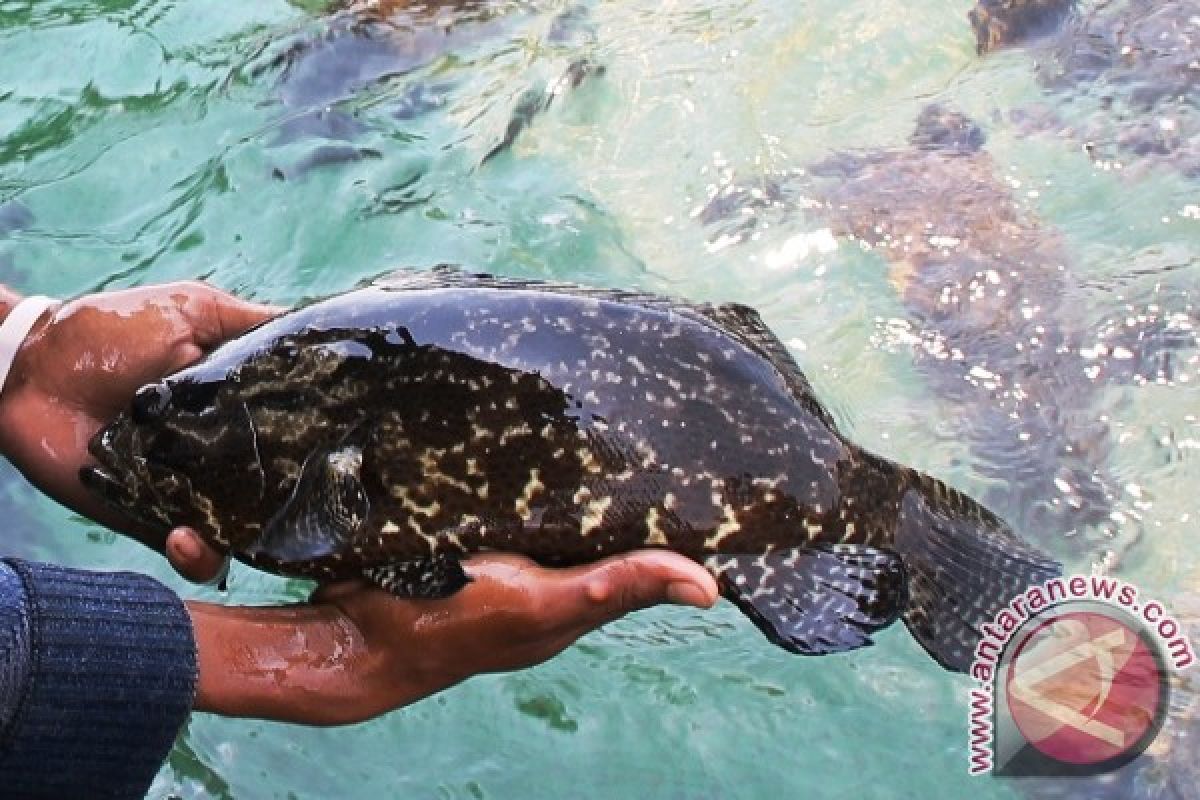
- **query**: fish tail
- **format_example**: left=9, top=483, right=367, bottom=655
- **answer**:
left=891, top=466, right=1062, bottom=671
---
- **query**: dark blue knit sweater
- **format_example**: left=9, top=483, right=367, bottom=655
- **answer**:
left=0, top=560, right=197, bottom=799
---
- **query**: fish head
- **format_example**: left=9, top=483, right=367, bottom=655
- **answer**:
left=81, top=369, right=267, bottom=552
left=909, top=105, right=986, bottom=156
left=968, top=0, right=1075, bottom=55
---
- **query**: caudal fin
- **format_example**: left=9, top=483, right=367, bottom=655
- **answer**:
left=893, top=473, right=1062, bottom=671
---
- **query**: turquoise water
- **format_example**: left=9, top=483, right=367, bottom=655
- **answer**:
left=1, top=0, right=1198, bottom=797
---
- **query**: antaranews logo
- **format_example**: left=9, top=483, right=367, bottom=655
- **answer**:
left=966, top=575, right=1195, bottom=777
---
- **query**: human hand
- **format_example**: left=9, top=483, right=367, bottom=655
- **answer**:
left=188, top=551, right=719, bottom=725
left=0, top=282, right=278, bottom=564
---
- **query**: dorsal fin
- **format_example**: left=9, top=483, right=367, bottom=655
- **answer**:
left=370, top=264, right=687, bottom=312
left=372, top=267, right=837, bottom=430
left=692, top=302, right=839, bottom=432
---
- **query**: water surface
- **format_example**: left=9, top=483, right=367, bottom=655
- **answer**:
left=1, top=1, right=1197, bottom=798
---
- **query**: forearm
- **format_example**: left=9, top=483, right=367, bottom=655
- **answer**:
left=188, top=600, right=450, bottom=725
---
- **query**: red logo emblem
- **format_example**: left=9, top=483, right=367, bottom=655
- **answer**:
left=1004, top=608, right=1165, bottom=769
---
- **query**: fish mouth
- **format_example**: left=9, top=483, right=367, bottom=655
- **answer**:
left=79, top=460, right=174, bottom=536
left=80, top=421, right=156, bottom=524
left=79, top=462, right=136, bottom=510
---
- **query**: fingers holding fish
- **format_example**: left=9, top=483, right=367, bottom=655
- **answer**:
left=166, top=526, right=232, bottom=585
left=170, top=281, right=283, bottom=355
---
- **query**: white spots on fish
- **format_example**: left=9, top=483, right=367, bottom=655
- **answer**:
left=627, top=355, right=648, bottom=374
left=514, top=468, right=545, bottom=522
left=809, top=447, right=834, bottom=469
left=407, top=516, right=439, bottom=553
left=637, top=444, right=659, bottom=470
left=703, top=503, right=741, bottom=549
left=498, top=421, right=533, bottom=446
left=578, top=448, right=606, bottom=475
left=644, top=507, right=669, bottom=546
left=752, top=554, right=777, bottom=586
left=803, top=519, right=824, bottom=540
left=381, top=521, right=401, bottom=535
left=582, top=332, right=611, bottom=351
left=580, top=496, right=613, bottom=536
left=389, top=485, right=442, bottom=518
left=752, top=474, right=787, bottom=490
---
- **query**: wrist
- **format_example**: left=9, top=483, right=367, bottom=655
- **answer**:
left=0, top=294, right=59, bottom=397
left=0, top=286, right=23, bottom=321
left=0, top=294, right=60, bottom=455
left=187, top=600, right=420, bottom=725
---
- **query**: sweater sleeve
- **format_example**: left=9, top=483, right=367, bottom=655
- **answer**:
left=0, top=559, right=198, bottom=799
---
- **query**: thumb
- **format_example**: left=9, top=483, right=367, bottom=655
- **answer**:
left=186, top=283, right=284, bottom=349
left=166, top=527, right=231, bottom=585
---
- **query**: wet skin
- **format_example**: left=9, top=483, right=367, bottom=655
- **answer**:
left=0, top=279, right=719, bottom=726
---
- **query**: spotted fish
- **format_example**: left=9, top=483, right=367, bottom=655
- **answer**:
left=82, top=266, right=1059, bottom=671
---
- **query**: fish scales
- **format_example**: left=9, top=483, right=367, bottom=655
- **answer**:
left=83, top=267, right=1060, bottom=672
left=215, top=285, right=844, bottom=563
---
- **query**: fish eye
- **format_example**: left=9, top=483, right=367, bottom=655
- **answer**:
left=131, top=382, right=173, bottom=424
left=168, top=378, right=222, bottom=413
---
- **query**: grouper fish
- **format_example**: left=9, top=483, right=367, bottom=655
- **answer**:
left=82, top=267, right=1060, bottom=672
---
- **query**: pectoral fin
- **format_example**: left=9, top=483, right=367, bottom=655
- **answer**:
left=248, top=432, right=370, bottom=562
left=362, top=555, right=471, bottom=598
